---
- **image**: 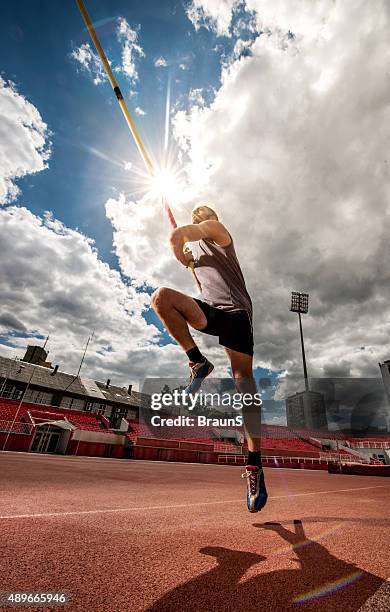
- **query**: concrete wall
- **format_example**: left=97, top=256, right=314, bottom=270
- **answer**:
left=71, top=430, right=125, bottom=445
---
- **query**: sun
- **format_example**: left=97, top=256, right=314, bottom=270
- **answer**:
left=122, top=157, right=193, bottom=217
left=146, top=166, right=184, bottom=205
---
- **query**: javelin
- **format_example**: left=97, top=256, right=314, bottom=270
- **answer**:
left=75, top=0, right=201, bottom=290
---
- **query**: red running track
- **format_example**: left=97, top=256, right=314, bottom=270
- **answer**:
left=0, top=452, right=389, bottom=612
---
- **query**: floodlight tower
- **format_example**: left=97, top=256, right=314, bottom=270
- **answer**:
left=290, top=291, right=310, bottom=391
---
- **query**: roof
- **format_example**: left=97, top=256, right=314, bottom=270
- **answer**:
left=129, top=389, right=152, bottom=409
left=0, top=354, right=150, bottom=409
left=34, top=420, right=75, bottom=431
left=80, top=377, right=106, bottom=400
left=95, top=382, right=150, bottom=408
left=95, top=381, right=133, bottom=405
left=0, top=355, right=86, bottom=395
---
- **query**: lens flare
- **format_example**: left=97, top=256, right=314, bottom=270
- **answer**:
left=148, top=167, right=183, bottom=205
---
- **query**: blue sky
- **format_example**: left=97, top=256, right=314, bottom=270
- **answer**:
left=0, top=0, right=251, bottom=323
left=0, top=0, right=280, bottom=393
left=0, top=0, right=221, bottom=336
left=0, top=0, right=229, bottom=268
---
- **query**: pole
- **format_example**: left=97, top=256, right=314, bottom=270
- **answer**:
left=76, top=331, right=94, bottom=377
left=74, top=0, right=200, bottom=290
left=298, top=311, right=309, bottom=392
left=61, top=331, right=94, bottom=395
left=75, top=0, right=153, bottom=174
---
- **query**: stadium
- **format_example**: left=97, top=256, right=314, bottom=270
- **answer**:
left=1, top=345, right=390, bottom=610
left=2, top=0, right=390, bottom=610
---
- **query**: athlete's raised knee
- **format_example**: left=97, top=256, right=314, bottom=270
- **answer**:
left=151, top=287, right=174, bottom=312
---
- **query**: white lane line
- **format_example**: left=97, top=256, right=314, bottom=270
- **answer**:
left=0, top=484, right=389, bottom=520
left=271, top=484, right=390, bottom=499
left=0, top=454, right=384, bottom=474
left=0, top=453, right=245, bottom=467
left=358, top=578, right=390, bottom=612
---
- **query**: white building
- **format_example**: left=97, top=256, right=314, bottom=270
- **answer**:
left=286, top=390, right=328, bottom=429
left=379, top=360, right=390, bottom=415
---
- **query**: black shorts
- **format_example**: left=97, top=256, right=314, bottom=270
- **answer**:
left=194, top=299, right=254, bottom=356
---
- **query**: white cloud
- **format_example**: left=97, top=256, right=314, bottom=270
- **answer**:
left=117, top=17, right=145, bottom=82
left=243, top=0, right=338, bottom=41
left=155, top=56, right=168, bottom=68
left=188, top=88, right=205, bottom=107
left=0, top=205, right=191, bottom=385
left=134, top=106, right=146, bottom=116
left=70, top=42, right=107, bottom=85
left=186, top=0, right=237, bottom=36
left=105, top=193, right=189, bottom=289
left=232, top=12, right=259, bottom=37
left=0, top=77, right=51, bottom=205
left=71, top=18, right=144, bottom=86
left=186, top=0, right=341, bottom=40
left=232, top=38, right=254, bottom=60
left=173, top=0, right=390, bottom=378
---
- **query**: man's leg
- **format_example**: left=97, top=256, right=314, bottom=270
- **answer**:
left=224, top=348, right=261, bottom=453
left=151, top=287, right=214, bottom=392
left=151, top=287, right=207, bottom=351
left=225, top=347, right=267, bottom=513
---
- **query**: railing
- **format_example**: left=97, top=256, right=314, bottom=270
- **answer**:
left=262, top=455, right=369, bottom=466
left=217, top=454, right=246, bottom=464
left=0, top=420, right=34, bottom=435
left=319, top=452, right=357, bottom=461
left=350, top=441, right=390, bottom=449
left=214, top=443, right=242, bottom=454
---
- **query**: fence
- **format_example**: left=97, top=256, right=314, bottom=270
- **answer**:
left=0, top=420, right=34, bottom=435
left=350, top=441, right=390, bottom=449
left=213, top=442, right=242, bottom=454
left=217, top=454, right=246, bottom=465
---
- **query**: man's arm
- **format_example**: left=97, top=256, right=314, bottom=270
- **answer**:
left=170, top=220, right=231, bottom=266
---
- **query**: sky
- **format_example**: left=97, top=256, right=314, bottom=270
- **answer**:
left=1, top=0, right=390, bottom=426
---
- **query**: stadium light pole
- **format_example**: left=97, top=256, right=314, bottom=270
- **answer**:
left=290, top=291, right=310, bottom=392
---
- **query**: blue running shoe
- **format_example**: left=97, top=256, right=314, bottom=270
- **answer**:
left=184, top=359, right=214, bottom=394
left=241, top=466, right=268, bottom=513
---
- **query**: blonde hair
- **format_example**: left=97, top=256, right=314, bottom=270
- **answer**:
left=192, top=204, right=219, bottom=220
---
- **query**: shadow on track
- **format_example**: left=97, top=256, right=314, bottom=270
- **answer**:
left=146, top=520, right=383, bottom=611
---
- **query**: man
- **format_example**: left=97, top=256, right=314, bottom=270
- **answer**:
left=151, top=204, right=267, bottom=512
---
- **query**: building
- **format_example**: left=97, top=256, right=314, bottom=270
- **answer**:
left=379, top=360, right=390, bottom=407
left=378, top=360, right=390, bottom=432
left=21, top=345, right=51, bottom=368
left=0, top=346, right=147, bottom=429
left=286, top=390, right=328, bottom=430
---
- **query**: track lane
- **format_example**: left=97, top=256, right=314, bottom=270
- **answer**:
left=1, top=453, right=389, bottom=611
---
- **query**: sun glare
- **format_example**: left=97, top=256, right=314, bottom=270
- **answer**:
left=146, top=166, right=184, bottom=206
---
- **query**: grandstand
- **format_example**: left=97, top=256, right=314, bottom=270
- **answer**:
left=2, top=395, right=390, bottom=470
left=1, top=349, right=390, bottom=469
